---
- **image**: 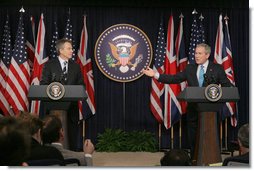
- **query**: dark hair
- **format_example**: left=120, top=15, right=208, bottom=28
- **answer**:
left=55, top=38, right=72, bottom=55
left=160, top=149, right=191, bottom=166
left=17, top=111, right=43, bottom=135
left=238, top=123, right=249, bottom=148
left=42, top=114, right=62, bottom=144
left=0, top=117, right=30, bottom=166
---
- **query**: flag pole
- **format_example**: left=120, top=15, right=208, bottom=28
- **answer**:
left=83, top=120, right=86, bottom=143
left=220, top=120, right=223, bottom=152
left=171, top=127, right=174, bottom=149
left=158, top=123, right=161, bottom=151
left=179, top=119, right=182, bottom=149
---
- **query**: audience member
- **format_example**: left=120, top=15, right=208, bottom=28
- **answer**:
left=223, top=123, right=249, bottom=166
left=42, top=114, right=94, bottom=166
left=17, top=111, right=65, bottom=162
left=0, top=117, right=30, bottom=166
left=160, top=149, right=192, bottom=166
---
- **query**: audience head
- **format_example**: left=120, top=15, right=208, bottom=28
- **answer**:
left=160, top=149, right=191, bottom=166
left=17, top=111, right=43, bottom=143
left=238, top=123, right=249, bottom=148
left=0, top=116, right=30, bottom=166
left=42, top=114, right=63, bottom=144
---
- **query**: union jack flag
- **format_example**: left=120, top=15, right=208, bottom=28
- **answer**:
left=164, top=15, right=182, bottom=129
left=26, top=15, right=36, bottom=70
left=5, top=12, right=30, bottom=115
left=214, top=14, right=237, bottom=127
left=30, top=13, right=48, bottom=114
left=49, top=21, right=59, bottom=59
left=150, top=18, right=166, bottom=123
left=175, top=13, right=187, bottom=114
left=0, top=15, right=12, bottom=115
left=77, top=15, right=96, bottom=119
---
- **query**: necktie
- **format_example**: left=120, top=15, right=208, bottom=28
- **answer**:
left=63, top=61, right=68, bottom=82
left=199, top=65, right=204, bottom=87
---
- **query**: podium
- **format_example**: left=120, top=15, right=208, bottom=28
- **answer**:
left=28, top=85, right=87, bottom=149
left=177, top=86, right=239, bottom=166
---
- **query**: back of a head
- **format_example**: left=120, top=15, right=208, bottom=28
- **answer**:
left=17, top=111, right=43, bottom=135
left=238, top=123, right=249, bottom=148
left=0, top=117, right=30, bottom=166
left=160, top=149, right=191, bottom=166
left=42, top=114, right=62, bottom=144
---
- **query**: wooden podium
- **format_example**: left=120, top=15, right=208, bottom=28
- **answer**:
left=28, top=85, right=87, bottom=149
left=177, top=86, right=239, bottom=166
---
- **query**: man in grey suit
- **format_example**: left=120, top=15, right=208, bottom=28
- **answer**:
left=40, top=38, right=85, bottom=151
left=143, top=43, right=233, bottom=160
left=42, top=114, right=94, bottom=166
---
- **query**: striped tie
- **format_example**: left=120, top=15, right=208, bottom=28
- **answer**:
left=63, top=61, right=68, bottom=82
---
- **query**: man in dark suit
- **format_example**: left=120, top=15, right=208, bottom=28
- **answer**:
left=40, top=38, right=84, bottom=151
left=143, top=43, right=232, bottom=160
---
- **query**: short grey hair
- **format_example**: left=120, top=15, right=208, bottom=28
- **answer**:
left=196, top=43, right=211, bottom=54
left=238, top=123, right=249, bottom=148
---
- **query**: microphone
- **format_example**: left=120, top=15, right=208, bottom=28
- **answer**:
left=210, top=75, right=216, bottom=84
left=52, top=73, right=56, bottom=82
left=203, top=73, right=209, bottom=86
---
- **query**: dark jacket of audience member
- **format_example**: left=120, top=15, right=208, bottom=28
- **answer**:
left=223, top=123, right=249, bottom=166
left=0, top=117, right=30, bottom=166
left=160, top=149, right=192, bottom=166
left=17, top=111, right=64, bottom=162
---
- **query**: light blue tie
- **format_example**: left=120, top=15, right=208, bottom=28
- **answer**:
left=199, top=65, right=204, bottom=87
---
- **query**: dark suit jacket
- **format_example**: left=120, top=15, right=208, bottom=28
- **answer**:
left=27, top=138, right=64, bottom=161
left=158, top=61, right=233, bottom=115
left=222, top=152, right=249, bottom=166
left=40, top=58, right=84, bottom=85
left=158, top=61, right=232, bottom=87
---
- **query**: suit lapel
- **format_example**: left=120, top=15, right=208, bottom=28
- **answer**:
left=193, top=64, right=199, bottom=86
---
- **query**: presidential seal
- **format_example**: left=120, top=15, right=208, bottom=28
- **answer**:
left=204, top=84, right=223, bottom=102
left=46, top=82, right=65, bottom=100
left=95, top=24, right=153, bottom=82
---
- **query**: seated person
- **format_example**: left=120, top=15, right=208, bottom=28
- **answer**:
left=223, top=123, right=249, bottom=166
left=160, top=149, right=192, bottom=166
left=0, top=117, right=30, bottom=166
left=17, top=111, right=64, bottom=162
left=42, top=114, right=94, bottom=166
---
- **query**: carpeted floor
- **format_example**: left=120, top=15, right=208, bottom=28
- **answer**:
left=92, top=151, right=236, bottom=166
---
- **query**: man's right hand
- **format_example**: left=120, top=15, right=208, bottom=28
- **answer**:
left=142, top=67, right=155, bottom=77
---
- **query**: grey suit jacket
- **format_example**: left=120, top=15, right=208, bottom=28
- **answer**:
left=49, top=143, right=93, bottom=166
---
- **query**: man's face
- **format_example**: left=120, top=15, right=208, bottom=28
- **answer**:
left=59, top=42, right=73, bottom=60
left=194, top=46, right=210, bottom=65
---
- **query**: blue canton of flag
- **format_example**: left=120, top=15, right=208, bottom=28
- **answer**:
left=150, top=18, right=166, bottom=124
left=197, top=14, right=206, bottom=44
left=64, top=11, right=76, bottom=61
left=188, top=10, right=199, bottom=64
left=50, top=21, right=59, bottom=59
left=0, top=15, right=12, bottom=115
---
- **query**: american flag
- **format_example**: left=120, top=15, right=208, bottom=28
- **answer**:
left=164, top=15, right=182, bottom=129
left=0, top=15, right=12, bottom=115
left=49, top=21, right=59, bottom=59
left=26, top=16, right=36, bottom=71
left=5, top=12, right=30, bottom=115
left=150, top=18, right=165, bottom=124
left=197, top=14, right=206, bottom=44
left=215, top=14, right=237, bottom=127
left=175, top=14, right=187, bottom=114
left=188, top=9, right=199, bottom=64
left=77, top=15, right=96, bottom=119
left=64, top=10, right=76, bottom=61
left=30, top=13, right=48, bottom=114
